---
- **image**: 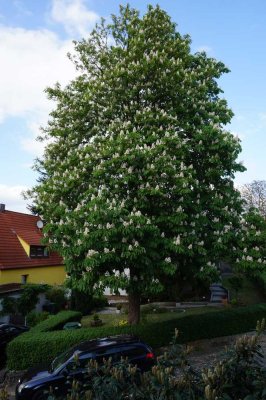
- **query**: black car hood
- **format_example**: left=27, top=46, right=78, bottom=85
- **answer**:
left=20, top=364, right=52, bottom=384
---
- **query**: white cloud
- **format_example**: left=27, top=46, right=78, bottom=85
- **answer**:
left=21, top=117, right=49, bottom=157
left=0, top=25, right=79, bottom=159
left=0, top=26, right=76, bottom=122
left=0, top=184, right=29, bottom=213
left=21, top=135, right=45, bottom=157
left=50, top=0, right=100, bottom=37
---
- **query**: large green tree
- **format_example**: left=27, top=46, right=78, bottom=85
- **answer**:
left=29, top=5, right=246, bottom=324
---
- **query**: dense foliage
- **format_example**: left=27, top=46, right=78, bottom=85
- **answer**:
left=6, top=304, right=266, bottom=370
left=0, top=284, right=48, bottom=317
left=28, top=4, right=261, bottom=323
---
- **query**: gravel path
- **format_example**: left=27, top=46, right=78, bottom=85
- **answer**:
left=187, top=331, right=266, bottom=370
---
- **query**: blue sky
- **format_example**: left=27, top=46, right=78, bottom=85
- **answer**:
left=0, top=0, right=265, bottom=212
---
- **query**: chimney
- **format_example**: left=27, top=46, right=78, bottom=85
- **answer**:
left=0, top=204, right=5, bottom=212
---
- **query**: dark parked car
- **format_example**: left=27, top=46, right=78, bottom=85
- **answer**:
left=16, top=335, right=155, bottom=400
left=0, top=323, right=29, bottom=344
left=0, top=323, right=29, bottom=366
left=0, top=323, right=28, bottom=335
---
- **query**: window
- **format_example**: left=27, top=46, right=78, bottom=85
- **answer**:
left=93, top=348, right=122, bottom=364
left=30, top=246, right=49, bottom=258
left=21, top=274, right=28, bottom=284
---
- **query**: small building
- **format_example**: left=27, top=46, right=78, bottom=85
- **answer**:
left=0, top=204, right=65, bottom=286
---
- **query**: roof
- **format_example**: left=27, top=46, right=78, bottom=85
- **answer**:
left=0, top=210, right=63, bottom=270
left=0, top=283, right=22, bottom=294
left=71, top=335, right=140, bottom=353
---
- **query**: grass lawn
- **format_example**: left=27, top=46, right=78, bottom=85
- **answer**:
left=81, top=306, right=223, bottom=328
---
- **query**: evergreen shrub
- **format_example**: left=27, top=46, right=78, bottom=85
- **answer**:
left=26, top=311, right=49, bottom=327
left=30, top=310, right=82, bottom=333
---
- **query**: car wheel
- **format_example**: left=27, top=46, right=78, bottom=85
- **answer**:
left=32, top=389, right=47, bottom=400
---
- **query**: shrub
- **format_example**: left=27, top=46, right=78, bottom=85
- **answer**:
left=26, top=311, right=49, bottom=327
left=91, top=295, right=108, bottom=309
left=18, top=284, right=48, bottom=315
left=70, top=290, right=93, bottom=315
left=0, top=284, right=48, bottom=317
left=7, top=304, right=266, bottom=371
left=45, top=286, right=66, bottom=313
left=90, top=314, right=103, bottom=327
left=30, top=310, right=82, bottom=333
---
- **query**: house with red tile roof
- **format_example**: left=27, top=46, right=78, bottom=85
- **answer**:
left=0, top=204, right=65, bottom=286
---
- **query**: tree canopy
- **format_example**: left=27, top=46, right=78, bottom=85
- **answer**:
left=29, top=5, right=249, bottom=323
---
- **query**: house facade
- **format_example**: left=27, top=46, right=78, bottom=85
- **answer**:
left=0, top=204, right=65, bottom=286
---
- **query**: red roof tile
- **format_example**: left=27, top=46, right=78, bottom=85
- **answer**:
left=0, top=210, right=63, bottom=270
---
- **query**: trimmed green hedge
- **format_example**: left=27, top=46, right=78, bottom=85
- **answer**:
left=7, top=304, right=266, bottom=370
left=29, top=310, right=83, bottom=333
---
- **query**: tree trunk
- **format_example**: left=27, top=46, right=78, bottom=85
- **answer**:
left=128, top=292, right=141, bottom=325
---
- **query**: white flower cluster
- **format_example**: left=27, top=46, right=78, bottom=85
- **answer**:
left=86, top=249, right=98, bottom=258
left=242, top=255, right=253, bottom=262
left=173, top=236, right=181, bottom=245
left=204, top=262, right=217, bottom=271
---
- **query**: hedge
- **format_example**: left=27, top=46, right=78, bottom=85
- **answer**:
left=7, top=304, right=266, bottom=370
left=29, top=310, right=83, bottom=333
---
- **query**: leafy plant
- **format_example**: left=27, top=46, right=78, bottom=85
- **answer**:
left=228, top=274, right=243, bottom=298
left=45, top=286, right=66, bottom=313
left=90, top=314, right=103, bottom=327
left=26, top=310, right=49, bottom=327
left=0, top=284, right=48, bottom=317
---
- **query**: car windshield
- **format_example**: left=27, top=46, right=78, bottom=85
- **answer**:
left=50, top=348, right=75, bottom=372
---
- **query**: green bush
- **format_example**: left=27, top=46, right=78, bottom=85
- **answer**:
left=0, top=284, right=48, bottom=317
left=7, top=304, right=266, bottom=370
left=26, top=311, right=49, bottom=327
left=45, top=286, right=66, bottom=313
left=91, top=295, right=108, bottom=309
left=30, top=310, right=82, bottom=333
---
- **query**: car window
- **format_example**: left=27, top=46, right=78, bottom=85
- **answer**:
left=63, top=353, right=94, bottom=373
left=51, top=348, right=75, bottom=372
left=93, top=347, right=121, bottom=364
